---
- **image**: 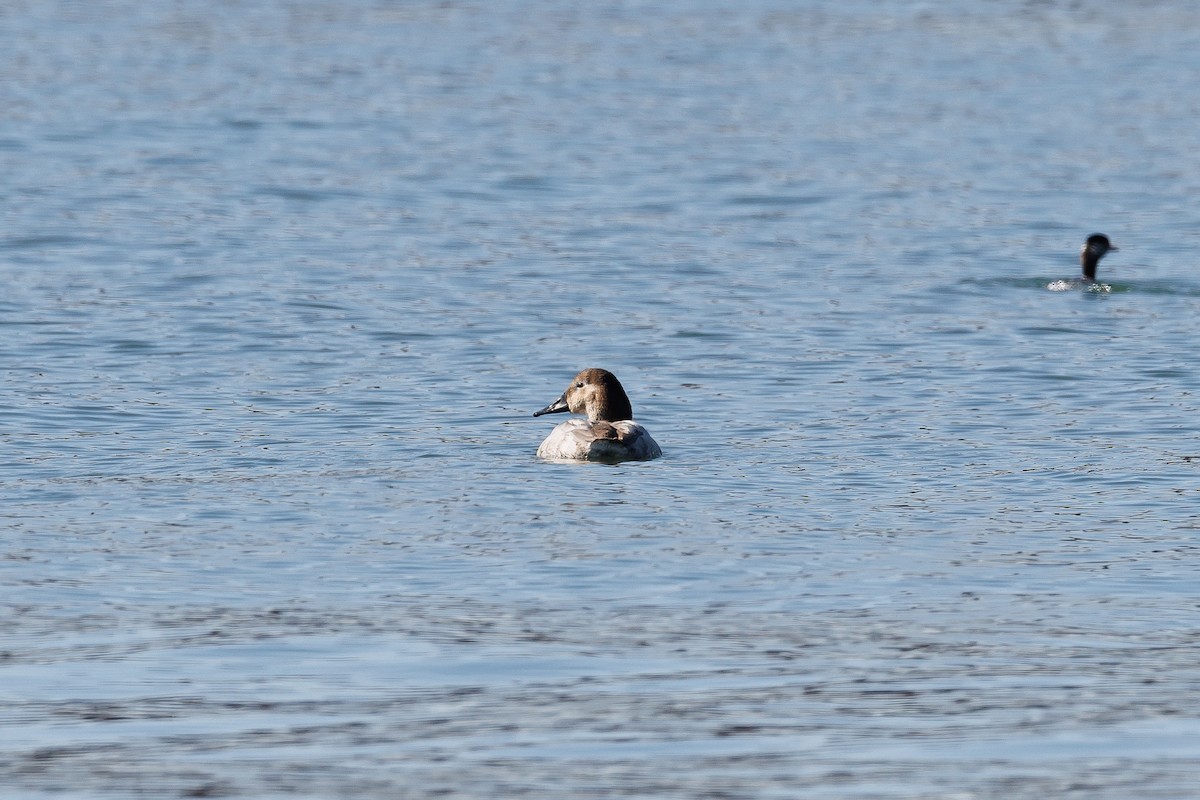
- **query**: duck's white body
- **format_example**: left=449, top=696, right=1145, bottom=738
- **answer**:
left=537, top=418, right=662, bottom=462
left=533, top=368, right=662, bottom=463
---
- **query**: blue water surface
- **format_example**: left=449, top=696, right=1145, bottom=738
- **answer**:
left=3, top=1, right=1200, bottom=797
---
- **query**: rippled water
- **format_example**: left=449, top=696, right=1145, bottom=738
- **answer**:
left=3, top=1, right=1200, bottom=797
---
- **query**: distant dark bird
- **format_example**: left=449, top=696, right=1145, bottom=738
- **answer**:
left=1080, top=233, right=1118, bottom=282
left=1048, top=233, right=1119, bottom=290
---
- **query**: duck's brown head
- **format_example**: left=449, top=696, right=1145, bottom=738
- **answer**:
left=533, top=368, right=634, bottom=423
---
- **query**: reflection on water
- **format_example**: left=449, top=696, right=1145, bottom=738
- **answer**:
left=3, top=0, right=1200, bottom=797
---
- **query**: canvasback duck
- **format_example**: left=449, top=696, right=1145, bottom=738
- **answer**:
left=1048, top=233, right=1119, bottom=290
left=532, top=368, right=662, bottom=462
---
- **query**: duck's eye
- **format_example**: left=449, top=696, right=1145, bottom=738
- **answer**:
left=575, top=382, right=584, bottom=388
